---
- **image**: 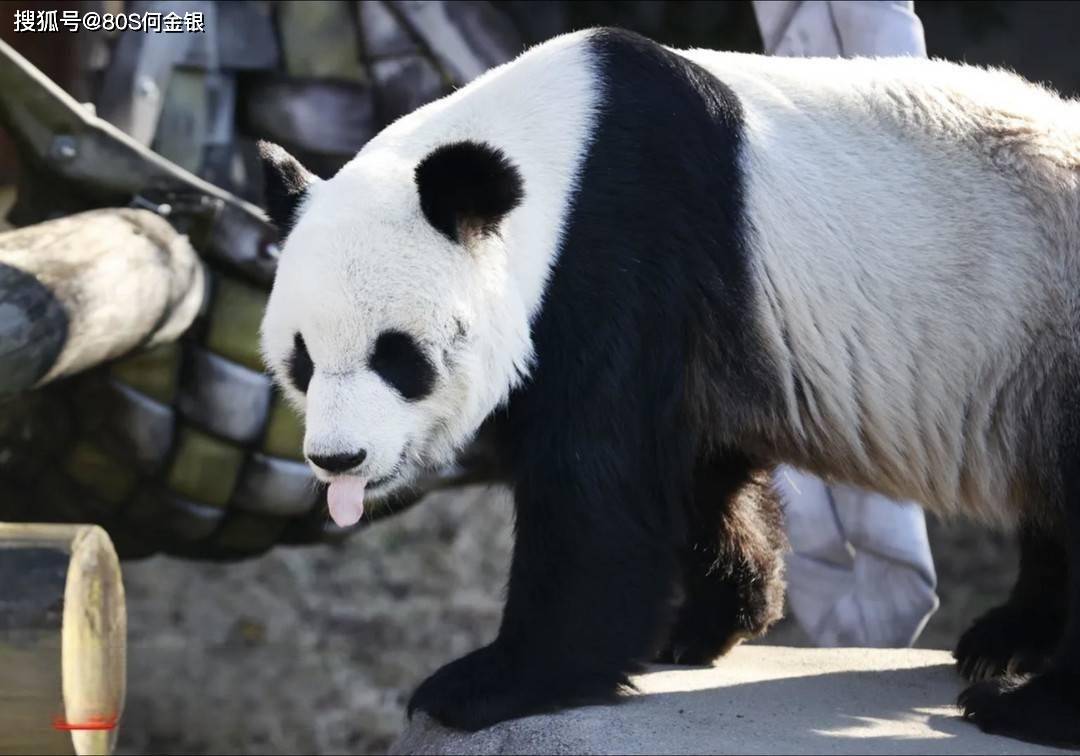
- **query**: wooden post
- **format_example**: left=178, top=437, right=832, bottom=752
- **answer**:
left=0, top=524, right=126, bottom=756
left=0, top=208, right=205, bottom=395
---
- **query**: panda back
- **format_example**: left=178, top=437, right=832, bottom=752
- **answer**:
left=678, top=49, right=1080, bottom=521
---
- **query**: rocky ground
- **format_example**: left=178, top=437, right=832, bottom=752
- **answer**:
left=115, top=486, right=1019, bottom=755
left=116, top=486, right=515, bottom=755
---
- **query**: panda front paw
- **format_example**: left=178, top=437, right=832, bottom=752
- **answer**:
left=655, top=626, right=750, bottom=666
left=954, top=605, right=1060, bottom=682
left=408, top=644, right=518, bottom=731
left=408, top=642, right=625, bottom=731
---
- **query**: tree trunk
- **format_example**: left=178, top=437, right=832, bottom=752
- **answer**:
left=0, top=523, right=126, bottom=755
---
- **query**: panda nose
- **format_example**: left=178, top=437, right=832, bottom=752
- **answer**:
left=308, top=450, right=367, bottom=474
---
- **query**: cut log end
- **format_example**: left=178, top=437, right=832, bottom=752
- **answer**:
left=0, top=523, right=127, bottom=756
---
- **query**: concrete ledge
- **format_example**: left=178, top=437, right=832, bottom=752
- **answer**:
left=391, top=647, right=1071, bottom=755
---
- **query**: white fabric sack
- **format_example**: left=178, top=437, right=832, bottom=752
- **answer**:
left=775, top=469, right=939, bottom=647
left=754, top=0, right=927, bottom=58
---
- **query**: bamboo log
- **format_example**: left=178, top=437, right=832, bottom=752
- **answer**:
left=0, top=208, right=205, bottom=394
left=0, top=524, right=126, bottom=756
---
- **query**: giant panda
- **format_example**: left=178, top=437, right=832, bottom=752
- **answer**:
left=257, top=27, right=1080, bottom=746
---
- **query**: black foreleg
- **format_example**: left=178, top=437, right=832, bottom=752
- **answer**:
left=408, top=446, right=683, bottom=730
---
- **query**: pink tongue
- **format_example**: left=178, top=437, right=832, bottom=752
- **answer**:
left=327, top=477, right=367, bottom=527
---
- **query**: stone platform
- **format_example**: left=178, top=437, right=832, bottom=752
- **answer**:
left=391, top=647, right=1074, bottom=755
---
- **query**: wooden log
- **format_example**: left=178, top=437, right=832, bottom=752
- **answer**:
left=0, top=524, right=126, bottom=756
left=0, top=208, right=205, bottom=395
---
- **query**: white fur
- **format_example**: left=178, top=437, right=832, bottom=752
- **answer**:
left=260, top=32, right=598, bottom=495
left=680, top=50, right=1080, bottom=523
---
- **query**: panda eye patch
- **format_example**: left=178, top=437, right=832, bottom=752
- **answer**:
left=370, top=330, right=436, bottom=401
left=286, top=332, right=314, bottom=393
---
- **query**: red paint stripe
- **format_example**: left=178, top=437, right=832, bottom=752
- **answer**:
left=52, top=714, right=118, bottom=731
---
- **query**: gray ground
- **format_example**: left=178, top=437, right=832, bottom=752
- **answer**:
left=394, top=648, right=1065, bottom=756
left=115, top=486, right=1019, bottom=755
left=116, top=487, right=515, bottom=755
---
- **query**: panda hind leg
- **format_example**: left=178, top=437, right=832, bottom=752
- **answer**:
left=656, top=455, right=786, bottom=666
left=959, top=398, right=1080, bottom=748
left=954, top=525, right=1066, bottom=682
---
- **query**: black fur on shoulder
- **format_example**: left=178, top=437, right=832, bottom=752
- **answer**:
left=414, top=141, right=524, bottom=244
left=408, top=28, right=784, bottom=731
left=257, top=140, right=316, bottom=238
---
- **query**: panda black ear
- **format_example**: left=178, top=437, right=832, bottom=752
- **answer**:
left=414, top=141, right=524, bottom=244
left=257, top=141, right=317, bottom=238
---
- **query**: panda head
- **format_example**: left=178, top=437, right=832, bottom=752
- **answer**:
left=258, top=139, right=527, bottom=524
